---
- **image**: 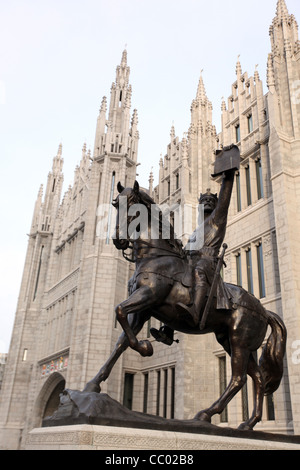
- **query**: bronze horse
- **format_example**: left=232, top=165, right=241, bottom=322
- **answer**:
left=84, top=181, right=287, bottom=431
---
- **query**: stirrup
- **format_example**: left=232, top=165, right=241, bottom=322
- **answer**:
left=150, top=328, right=176, bottom=346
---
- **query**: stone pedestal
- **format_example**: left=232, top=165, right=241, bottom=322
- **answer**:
left=25, top=424, right=300, bottom=451
left=30, top=390, right=300, bottom=451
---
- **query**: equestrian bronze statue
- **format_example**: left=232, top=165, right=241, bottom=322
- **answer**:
left=84, top=145, right=287, bottom=431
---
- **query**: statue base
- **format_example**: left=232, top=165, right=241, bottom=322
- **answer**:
left=37, top=389, right=300, bottom=450
left=26, top=424, right=299, bottom=451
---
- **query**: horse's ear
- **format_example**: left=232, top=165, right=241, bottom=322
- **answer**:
left=133, top=180, right=140, bottom=194
left=117, top=182, right=125, bottom=193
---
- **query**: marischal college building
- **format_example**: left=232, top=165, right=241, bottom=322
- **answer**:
left=0, top=0, right=300, bottom=449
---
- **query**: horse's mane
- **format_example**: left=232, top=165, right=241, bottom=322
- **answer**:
left=138, top=189, right=156, bottom=209
left=138, top=189, right=182, bottom=250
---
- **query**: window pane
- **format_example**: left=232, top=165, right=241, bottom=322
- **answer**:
left=257, top=243, right=266, bottom=298
left=163, top=369, right=168, bottom=418
left=266, top=394, right=275, bottom=421
left=219, top=357, right=228, bottom=422
left=171, top=368, right=175, bottom=419
left=245, top=166, right=252, bottom=206
left=248, top=115, right=253, bottom=133
left=236, top=125, right=240, bottom=142
left=256, top=159, right=264, bottom=200
left=236, top=173, right=241, bottom=212
left=236, top=253, right=242, bottom=286
left=106, top=172, right=115, bottom=244
left=143, top=373, right=149, bottom=413
left=156, top=370, right=161, bottom=415
left=246, top=249, right=254, bottom=294
left=123, top=373, right=134, bottom=410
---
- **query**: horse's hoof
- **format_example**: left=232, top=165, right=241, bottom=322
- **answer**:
left=83, top=382, right=101, bottom=393
left=138, top=340, right=153, bottom=357
left=194, top=410, right=212, bottom=423
left=238, top=422, right=253, bottom=431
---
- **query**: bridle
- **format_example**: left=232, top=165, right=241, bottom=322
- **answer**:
left=121, top=238, right=185, bottom=263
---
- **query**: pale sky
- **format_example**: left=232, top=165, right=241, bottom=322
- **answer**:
left=1, top=0, right=299, bottom=353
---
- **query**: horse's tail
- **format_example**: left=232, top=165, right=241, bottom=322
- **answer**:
left=259, top=310, right=287, bottom=396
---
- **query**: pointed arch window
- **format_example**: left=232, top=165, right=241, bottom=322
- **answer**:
left=245, top=165, right=252, bottom=206
left=247, top=114, right=253, bottom=134
left=255, top=158, right=264, bottom=200
left=33, top=245, right=44, bottom=301
left=236, top=252, right=242, bottom=286
left=256, top=242, right=266, bottom=298
left=246, top=247, right=254, bottom=295
left=106, top=172, right=116, bottom=244
left=235, top=124, right=240, bottom=143
left=236, top=172, right=241, bottom=212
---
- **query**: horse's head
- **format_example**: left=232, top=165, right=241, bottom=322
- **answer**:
left=112, top=180, right=145, bottom=250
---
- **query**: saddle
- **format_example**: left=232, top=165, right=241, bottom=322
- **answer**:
left=177, top=263, right=232, bottom=311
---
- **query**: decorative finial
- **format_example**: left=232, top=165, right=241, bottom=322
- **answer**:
left=236, top=55, right=242, bottom=76
left=197, top=70, right=207, bottom=101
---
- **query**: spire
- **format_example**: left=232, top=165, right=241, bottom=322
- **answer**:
left=149, top=168, right=154, bottom=197
left=254, top=64, right=260, bottom=82
left=130, top=109, right=139, bottom=145
left=38, top=184, right=43, bottom=199
left=221, top=97, right=226, bottom=112
left=181, top=133, right=188, bottom=161
left=236, top=55, right=242, bottom=77
left=196, top=71, right=207, bottom=102
left=276, top=0, right=289, bottom=20
left=100, top=96, right=107, bottom=114
left=170, top=123, right=176, bottom=140
left=121, top=49, right=127, bottom=67
left=52, top=143, right=64, bottom=173
left=131, top=108, right=138, bottom=128
left=270, top=0, right=299, bottom=57
left=269, top=0, right=300, bottom=61
left=57, top=142, right=62, bottom=157
left=108, top=49, right=131, bottom=132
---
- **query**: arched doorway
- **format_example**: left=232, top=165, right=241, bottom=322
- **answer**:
left=32, top=372, right=65, bottom=428
left=43, top=379, right=65, bottom=419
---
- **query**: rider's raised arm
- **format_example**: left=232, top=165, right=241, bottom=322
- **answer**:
left=213, top=169, right=235, bottom=224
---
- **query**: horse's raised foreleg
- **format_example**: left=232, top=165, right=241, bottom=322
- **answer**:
left=238, top=353, right=265, bottom=430
left=195, top=342, right=250, bottom=423
left=83, top=312, right=150, bottom=393
left=116, top=286, right=155, bottom=357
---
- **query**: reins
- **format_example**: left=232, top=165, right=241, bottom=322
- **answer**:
left=122, top=238, right=185, bottom=263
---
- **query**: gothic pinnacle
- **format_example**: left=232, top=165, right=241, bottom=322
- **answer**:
left=276, top=0, right=289, bottom=20
left=52, top=143, right=64, bottom=173
left=236, top=55, right=242, bottom=76
left=196, top=70, right=207, bottom=102
left=170, top=122, right=175, bottom=140
left=100, top=96, right=107, bottom=114
left=121, top=49, right=127, bottom=67
left=57, top=142, right=63, bottom=157
left=221, top=97, right=226, bottom=112
left=267, top=53, right=275, bottom=89
left=131, top=109, right=138, bottom=126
